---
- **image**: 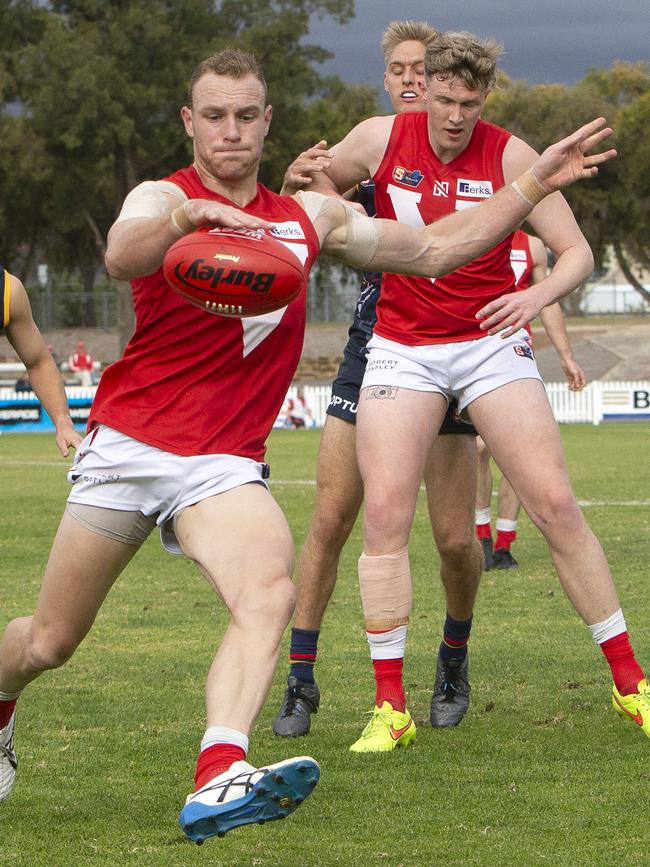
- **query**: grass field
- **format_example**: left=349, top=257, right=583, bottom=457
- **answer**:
left=0, top=425, right=649, bottom=867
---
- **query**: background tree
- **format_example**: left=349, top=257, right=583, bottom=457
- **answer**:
left=1, top=0, right=384, bottom=342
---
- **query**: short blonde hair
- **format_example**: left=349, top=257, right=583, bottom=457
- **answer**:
left=425, top=31, right=503, bottom=92
left=381, top=20, right=438, bottom=65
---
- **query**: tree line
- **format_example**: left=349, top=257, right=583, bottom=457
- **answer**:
left=1, top=0, right=648, bottom=325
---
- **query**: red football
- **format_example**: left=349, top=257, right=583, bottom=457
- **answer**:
left=163, top=227, right=305, bottom=317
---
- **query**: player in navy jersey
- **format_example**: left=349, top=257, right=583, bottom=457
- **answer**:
left=273, top=22, right=483, bottom=742
left=0, top=43, right=616, bottom=836
left=305, top=29, right=648, bottom=753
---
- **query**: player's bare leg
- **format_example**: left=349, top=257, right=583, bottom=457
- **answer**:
left=295, top=416, right=363, bottom=629
left=176, top=484, right=320, bottom=842
left=475, top=436, right=495, bottom=569
left=0, top=512, right=140, bottom=801
left=350, top=387, right=446, bottom=751
left=274, top=414, right=363, bottom=736
left=358, top=387, right=447, bottom=554
left=425, top=434, right=482, bottom=727
left=176, top=484, right=296, bottom=735
left=468, top=379, right=649, bottom=737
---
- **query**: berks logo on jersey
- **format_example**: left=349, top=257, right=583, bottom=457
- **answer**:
left=457, top=179, right=493, bottom=198
left=510, top=250, right=527, bottom=262
left=392, top=166, right=424, bottom=188
left=433, top=180, right=450, bottom=198
left=270, top=221, right=306, bottom=240
left=514, top=344, right=534, bottom=360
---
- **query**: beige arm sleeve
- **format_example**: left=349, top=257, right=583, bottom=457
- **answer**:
left=296, top=190, right=380, bottom=269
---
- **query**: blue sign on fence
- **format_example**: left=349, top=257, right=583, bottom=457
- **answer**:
left=0, top=389, right=94, bottom=433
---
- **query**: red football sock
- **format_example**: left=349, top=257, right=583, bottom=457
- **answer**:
left=475, top=522, right=492, bottom=540
left=600, top=631, right=645, bottom=695
left=194, top=743, right=246, bottom=791
left=495, top=529, right=516, bottom=550
left=373, top=658, right=406, bottom=712
left=0, top=699, right=17, bottom=730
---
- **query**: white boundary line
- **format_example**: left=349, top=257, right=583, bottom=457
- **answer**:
left=3, top=461, right=648, bottom=506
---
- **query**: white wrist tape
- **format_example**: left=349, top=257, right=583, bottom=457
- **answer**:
left=511, top=169, right=551, bottom=207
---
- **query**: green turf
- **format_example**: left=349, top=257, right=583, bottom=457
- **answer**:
left=0, top=425, right=649, bottom=866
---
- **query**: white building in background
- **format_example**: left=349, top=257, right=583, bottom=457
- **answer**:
left=580, top=251, right=650, bottom=314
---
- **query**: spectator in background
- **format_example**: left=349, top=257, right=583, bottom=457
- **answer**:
left=68, top=340, right=94, bottom=387
left=285, top=388, right=313, bottom=429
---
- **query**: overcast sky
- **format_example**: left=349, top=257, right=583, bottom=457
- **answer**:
left=308, top=0, right=649, bottom=109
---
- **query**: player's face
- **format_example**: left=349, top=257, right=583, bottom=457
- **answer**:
left=384, top=40, right=427, bottom=113
left=182, top=73, right=272, bottom=185
left=423, top=75, right=487, bottom=162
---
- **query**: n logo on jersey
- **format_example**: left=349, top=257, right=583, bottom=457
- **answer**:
left=392, top=166, right=424, bottom=188
left=432, top=180, right=449, bottom=198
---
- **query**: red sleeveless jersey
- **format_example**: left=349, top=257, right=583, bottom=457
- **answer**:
left=90, top=166, right=320, bottom=460
left=373, top=114, right=513, bottom=344
left=510, top=228, right=535, bottom=337
left=509, top=228, right=534, bottom=290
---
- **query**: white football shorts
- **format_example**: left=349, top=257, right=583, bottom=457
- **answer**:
left=362, top=329, right=543, bottom=413
left=67, top=425, right=269, bottom=555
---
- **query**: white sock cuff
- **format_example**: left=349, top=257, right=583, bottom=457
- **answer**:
left=0, top=690, right=22, bottom=702
left=366, top=624, right=408, bottom=660
left=588, top=608, right=626, bottom=644
left=201, top=726, right=249, bottom=754
left=475, top=508, right=491, bottom=526
left=496, top=518, right=518, bottom=532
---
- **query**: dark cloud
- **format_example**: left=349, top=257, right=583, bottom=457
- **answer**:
left=307, top=0, right=649, bottom=107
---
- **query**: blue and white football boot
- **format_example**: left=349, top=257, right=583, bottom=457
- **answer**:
left=179, top=755, right=320, bottom=843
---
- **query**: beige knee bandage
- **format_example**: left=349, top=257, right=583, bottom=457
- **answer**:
left=358, top=547, right=412, bottom=631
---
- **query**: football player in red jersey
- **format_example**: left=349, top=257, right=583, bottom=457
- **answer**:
left=476, top=231, right=587, bottom=571
left=273, top=21, right=483, bottom=742
left=301, top=29, right=648, bottom=753
left=0, top=45, right=616, bottom=838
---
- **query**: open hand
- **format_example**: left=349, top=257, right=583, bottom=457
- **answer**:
left=532, top=117, right=616, bottom=192
left=281, top=140, right=333, bottom=195
left=183, top=199, right=274, bottom=231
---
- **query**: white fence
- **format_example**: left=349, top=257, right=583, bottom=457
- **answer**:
left=292, top=381, right=650, bottom=427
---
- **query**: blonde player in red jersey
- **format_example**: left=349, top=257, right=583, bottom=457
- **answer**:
left=476, top=230, right=587, bottom=570
left=273, top=21, right=483, bottom=742
left=0, top=45, right=615, bottom=840
left=303, top=29, right=649, bottom=753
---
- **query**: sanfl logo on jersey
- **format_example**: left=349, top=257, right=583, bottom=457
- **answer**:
left=432, top=180, right=449, bottom=198
left=392, top=166, right=424, bottom=188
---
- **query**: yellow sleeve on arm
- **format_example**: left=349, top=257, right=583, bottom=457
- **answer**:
left=1, top=268, right=11, bottom=329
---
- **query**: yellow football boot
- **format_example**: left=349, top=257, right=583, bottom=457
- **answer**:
left=349, top=701, right=416, bottom=753
left=612, top=678, right=650, bottom=738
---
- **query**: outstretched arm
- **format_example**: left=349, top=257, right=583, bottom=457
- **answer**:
left=313, top=118, right=615, bottom=278
left=6, top=276, right=81, bottom=456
